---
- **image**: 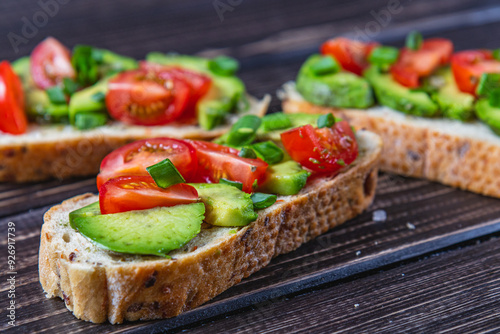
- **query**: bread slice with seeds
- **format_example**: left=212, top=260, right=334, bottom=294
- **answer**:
left=38, top=129, right=381, bottom=324
left=281, top=82, right=500, bottom=198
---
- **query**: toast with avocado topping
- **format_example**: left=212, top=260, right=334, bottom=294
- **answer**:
left=39, top=115, right=381, bottom=323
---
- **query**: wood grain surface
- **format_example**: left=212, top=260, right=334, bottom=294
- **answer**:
left=1, top=0, right=500, bottom=332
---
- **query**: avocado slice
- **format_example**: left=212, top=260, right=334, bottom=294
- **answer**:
left=12, top=56, right=33, bottom=88
left=364, top=66, right=438, bottom=117
left=69, top=201, right=205, bottom=257
left=296, top=54, right=374, bottom=109
left=258, top=161, right=310, bottom=196
left=476, top=98, right=500, bottom=135
left=68, top=79, right=109, bottom=124
left=428, top=68, right=475, bottom=121
left=190, top=183, right=257, bottom=226
left=255, top=112, right=323, bottom=143
left=145, top=52, right=246, bottom=130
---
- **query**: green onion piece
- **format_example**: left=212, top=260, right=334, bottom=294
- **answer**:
left=476, top=73, right=500, bottom=96
left=251, top=193, right=277, bottom=210
left=251, top=141, right=284, bottom=165
left=406, top=31, right=423, bottom=50
left=72, top=45, right=98, bottom=86
left=209, top=55, right=240, bottom=76
left=488, top=88, right=500, bottom=108
left=238, top=147, right=257, bottom=159
left=146, top=158, right=185, bottom=189
left=226, top=115, right=262, bottom=146
left=261, top=113, right=292, bottom=131
left=90, top=48, right=104, bottom=63
left=62, top=78, right=80, bottom=96
left=317, top=113, right=335, bottom=128
left=219, top=178, right=243, bottom=190
left=368, top=46, right=399, bottom=68
left=46, top=87, right=67, bottom=105
left=91, top=92, right=106, bottom=102
left=310, top=55, right=340, bottom=76
left=337, top=159, right=346, bottom=166
left=74, top=112, right=107, bottom=130
left=493, top=49, right=500, bottom=61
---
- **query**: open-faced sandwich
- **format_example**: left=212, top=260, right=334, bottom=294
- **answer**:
left=281, top=32, right=500, bottom=198
left=1, top=37, right=269, bottom=182
left=39, top=112, right=381, bottom=323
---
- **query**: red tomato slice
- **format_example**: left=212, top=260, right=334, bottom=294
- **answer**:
left=451, top=50, right=500, bottom=95
left=391, top=38, right=453, bottom=88
left=99, top=176, right=199, bottom=214
left=321, top=37, right=379, bottom=76
left=97, top=138, right=197, bottom=190
left=30, top=37, right=75, bottom=89
left=105, top=69, right=191, bottom=125
left=0, top=61, right=27, bottom=135
left=139, top=62, right=212, bottom=123
left=280, top=120, right=358, bottom=173
left=189, top=140, right=268, bottom=193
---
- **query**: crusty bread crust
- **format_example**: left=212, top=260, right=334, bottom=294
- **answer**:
left=282, top=85, right=500, bottom=198
left=1, top=95, right=270, bottom=183
left=39, top=130, right=381, bottom=324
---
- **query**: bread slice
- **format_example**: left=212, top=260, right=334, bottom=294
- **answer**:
left=38, top=130, right=381, bottom=324
left=280, top=82, right=500, bottom=198
left=0, top=95, right=270, bottom=183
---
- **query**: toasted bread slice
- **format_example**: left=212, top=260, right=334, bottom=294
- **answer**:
left=38, top=130, right=381, bottom=324
left=281, top=82, right=500, bottom=198
left=0, top=95, right=270, bottom=183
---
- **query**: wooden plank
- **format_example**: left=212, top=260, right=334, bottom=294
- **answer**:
left=1, top=173, right=500, bottom=332
left=173, top=236, right=500, bottom=334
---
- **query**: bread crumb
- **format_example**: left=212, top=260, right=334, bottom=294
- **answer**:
left=372, top=210, right=387, bottom=222
left=406, top=222, right=416, bottom=230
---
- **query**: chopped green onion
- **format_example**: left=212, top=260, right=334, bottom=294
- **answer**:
left=368, top=46, right=399, bottom=68
left=251, top=193, right=277, bottom=210
left=72, top=45, right=98, bottom=86
left=488, top=88, right=500, bottom=108
left=251, top=141, right=284, bottom=165
left=493, top=49, right=500, bottom=61
left=146, top=158, right=185, bottom=189
left=90, top=48, right=104, bottom=63
left=476, top=73, right=500, bottom=96
left=310, top=55, right=340, bottom=76
left=91, top=92, right=106, bottom=102
left=74, top=112, right=107, bottom=130
left=406, top=31, right=423, bottom=50
left=337, top=159, right=346, bottom=166
left=219, top=178, right=243, bottom=190
left=46, top=87, right=67, bottom=105
left=209, top=55, right=240, bottom=76
left=226, top=115, right=262, bottom=146
left=317, top=113, right=335, bottom=128
left=62, top=78, right=80, bottom=96
left=261, top=113, right=292, bottom=131
left=238, top=147, right=257, bottom=159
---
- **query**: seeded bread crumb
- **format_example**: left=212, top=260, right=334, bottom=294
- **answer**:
left=39, top=130, right=381, bottom=323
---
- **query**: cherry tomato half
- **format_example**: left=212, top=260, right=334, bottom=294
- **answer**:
left=280, top=120, right=358, bottom=173
left=390, top=38, right=453, bottom=88
left=105, top=68, right=191, bottom=125
left=99, top=175, right=199, bottom=214
left=321, top=37, right=379, bottom=76
left=0, top=61, right=27, bottom=135
left=30, top=37, right=75, bottom=89
left=451, top=50, right=500, bottom=95
left=189, top=140, right=268, bottom=193
left=97, top=138, right=197, bottom=190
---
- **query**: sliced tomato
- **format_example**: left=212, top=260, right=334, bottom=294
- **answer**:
left=451, top=50, right=500, bottom=95
left=30, top=37, right=75, bottom=89
left=99, top=176, right=199, bottom=214
left=97, top=138, right=197, bottom=190
left=189, top=140, right=268, bottom=193
left=390, top=38, right=453, bottom=88
left=321, top=37, right=379, bottom=76
left=105, top=69, right=191, bottom=125
left=0, top=61, right=27, bottom=135
left=280, top=120, right=358, bottom=173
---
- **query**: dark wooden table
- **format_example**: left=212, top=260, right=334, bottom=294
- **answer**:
left=1, top=1, right=500, bottom=333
